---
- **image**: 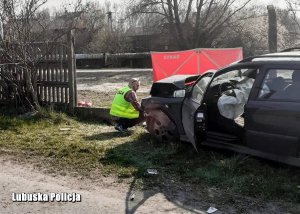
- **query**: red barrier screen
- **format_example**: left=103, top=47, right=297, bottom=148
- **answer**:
left=151, top=48, right=243, bottom=82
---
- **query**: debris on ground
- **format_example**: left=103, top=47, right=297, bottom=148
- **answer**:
left=147, top=169, right=158, bottom=175
left=59, top=128, right=71, bottom=131
left=77, top=101, right=92, bottom=107
left=206, top=207, right=218, bottom=213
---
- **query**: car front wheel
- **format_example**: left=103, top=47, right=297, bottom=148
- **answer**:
left=145, top=109, right=179, bottom=142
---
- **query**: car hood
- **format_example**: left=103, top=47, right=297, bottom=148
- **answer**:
left=150, top=74, right=200, bottom=97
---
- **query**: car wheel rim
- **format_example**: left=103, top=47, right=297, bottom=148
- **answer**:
left=146, top=110, right=178, bottom=142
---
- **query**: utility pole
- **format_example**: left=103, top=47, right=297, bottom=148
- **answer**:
left=267, top=5, right=277, bottom=53
left=106, top=11, right=113, bottom=32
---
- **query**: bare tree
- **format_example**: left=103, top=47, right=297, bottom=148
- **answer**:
left=86, top=1, right=132, bottom=53
left=0, top=0, right=86, bottom=112
left=128, top=0, right=254, bottom=50
left=284, top=0, right=300, bottom=43
left=0, top=0, right=48, bottom=111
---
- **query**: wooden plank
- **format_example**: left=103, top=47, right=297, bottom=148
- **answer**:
left=63, top=45, right=67, bottom=103
left=67, top=87, right=69, bottom=103
left=45, top=43, right=49, bottom=102
left=61, top=87, right=64, bottom=103
left=56, top=87, right=60, bottom=103
left=36, top=64, right=41, bottom=101
left=43, top=43, right=47, bottom=82
left=59, top=43, right=63, bottom=104
left=0, top=66, right=2, bottom=100
left=37, top=85, right=41, bottom=102
left=54, top=44, right=59, bottom=103
left=63, top=45, right=68, bottom=82
left=54, top=44, right=58, bottom=82
left=45, top=82, right=49, bottom=103
left=40, top=65, right=44, bottom=101
left=47, top=43, right=51, bottom=102
left=33, top=66, right=38, bottom=99
left=51, top=45, right=55, bottom=103
left=59, top=43, right=63, bottom=82
left=67, top=30, right=76, bottom=112
left=42, top=43, right=47, bottom=102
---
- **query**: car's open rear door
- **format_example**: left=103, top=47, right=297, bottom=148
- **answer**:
left=181, top=72, right=213, bottom=150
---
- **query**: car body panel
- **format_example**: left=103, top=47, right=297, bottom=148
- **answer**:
left=150, top=75, right=199, bottom=97
left=143, top=51, right=300, bottom=167
left=181, top=72, right=214, bottom=150
left=142, top=75, right=201, bottom=140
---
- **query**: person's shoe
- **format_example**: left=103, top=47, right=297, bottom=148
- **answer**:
left=115, top=124, right=127, bottom=132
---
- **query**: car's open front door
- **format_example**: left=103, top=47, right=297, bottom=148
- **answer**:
left=181, top=72, right=213, bottom=150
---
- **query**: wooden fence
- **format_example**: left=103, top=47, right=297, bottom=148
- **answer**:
left=0, top=30, right=77, bottom=112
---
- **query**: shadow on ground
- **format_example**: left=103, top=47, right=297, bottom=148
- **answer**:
left=99, top=132, right=300, bottom=213
left=84, top=130, right=134, bottom=141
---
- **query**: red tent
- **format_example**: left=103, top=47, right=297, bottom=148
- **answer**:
left=151, top=48, right=243, bottom=82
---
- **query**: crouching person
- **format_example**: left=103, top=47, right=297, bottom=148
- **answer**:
left=110, top=78, right=145, bottom=132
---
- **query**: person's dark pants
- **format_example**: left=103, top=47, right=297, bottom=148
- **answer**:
left=117, top=113, right=145, bottom=129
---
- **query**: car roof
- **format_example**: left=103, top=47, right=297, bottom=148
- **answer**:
left=239, top=51, right=300, bottom=63
left=264, top=51, right=300, bottom=56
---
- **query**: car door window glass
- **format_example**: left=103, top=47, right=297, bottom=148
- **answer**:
left=191, top=76, right=211, bottom=102
left=258, top=69, right=300, bottom=101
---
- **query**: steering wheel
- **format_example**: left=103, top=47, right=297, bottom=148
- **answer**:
left=218, top=82, right=236, bottom=96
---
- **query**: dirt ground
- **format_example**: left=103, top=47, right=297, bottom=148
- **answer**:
left=1, top=153, right=297, bottom=214
left=76, top=69, right=153, bottom=108
left=0, top=154, right=203, bottom=214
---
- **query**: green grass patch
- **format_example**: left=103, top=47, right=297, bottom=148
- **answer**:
left=0, top=110, right=300, bottom=203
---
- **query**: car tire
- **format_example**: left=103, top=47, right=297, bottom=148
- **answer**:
left=145, top=109, right=179, bottom=142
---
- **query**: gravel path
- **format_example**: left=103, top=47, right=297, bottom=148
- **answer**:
left=76, top=69, right=152, bottom=107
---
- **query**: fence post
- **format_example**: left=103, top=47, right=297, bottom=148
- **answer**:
left=67, top=29, right=76, bottom=113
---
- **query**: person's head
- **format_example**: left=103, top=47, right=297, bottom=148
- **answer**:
left=128, top=78, right=140, bottom=91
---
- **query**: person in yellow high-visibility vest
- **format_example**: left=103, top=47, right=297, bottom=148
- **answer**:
left=110, top=78, right=145, bottom=132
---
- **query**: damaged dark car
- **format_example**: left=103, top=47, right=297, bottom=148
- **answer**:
left=142, top=50, right=300, bottom=167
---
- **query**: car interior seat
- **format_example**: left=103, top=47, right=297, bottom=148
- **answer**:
left=267, top=76, right=285, bottom=92
left=283, top=71, right=300, bottom=99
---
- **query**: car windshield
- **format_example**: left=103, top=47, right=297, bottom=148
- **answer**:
left=211, top=69, right=256, bottom=87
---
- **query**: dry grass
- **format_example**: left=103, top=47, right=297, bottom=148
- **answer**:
left=0, top=109, right=300, bottom=205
